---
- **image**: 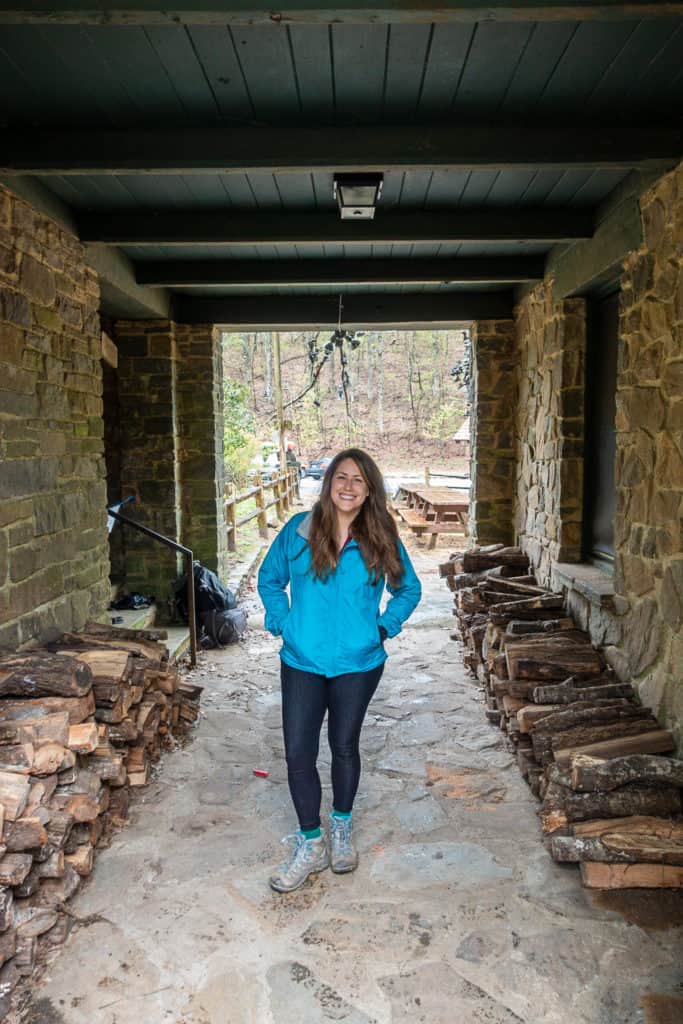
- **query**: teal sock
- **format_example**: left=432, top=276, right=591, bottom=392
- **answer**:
left=331, top=809, right=352, bottom=820
left=301, top=826, right=321, bottom=840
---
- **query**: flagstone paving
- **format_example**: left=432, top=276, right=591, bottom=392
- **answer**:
left=24, top=549, right=683, bottom=1024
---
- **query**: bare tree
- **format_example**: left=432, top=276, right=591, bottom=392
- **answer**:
left=376, top=333, right=384, bottom=434
left=263, top=332, right=273, bottom=402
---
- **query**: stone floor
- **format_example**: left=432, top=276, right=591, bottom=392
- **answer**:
left=23, top=546, right=683, bottom=1024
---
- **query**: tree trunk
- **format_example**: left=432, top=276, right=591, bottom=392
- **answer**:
left=376, top=333, right=384, bottom=434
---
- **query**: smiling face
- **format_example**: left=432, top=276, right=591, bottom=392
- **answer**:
left=329, top=457, right=369, bottom=518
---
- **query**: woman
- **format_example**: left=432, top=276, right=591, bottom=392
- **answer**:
left=258, top=448, right=421, bottom=892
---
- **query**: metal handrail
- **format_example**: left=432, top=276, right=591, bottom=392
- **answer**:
left=106, top=507, right=197, bottom=667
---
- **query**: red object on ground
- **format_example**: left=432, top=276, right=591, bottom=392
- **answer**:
left=253, top=769, right=269, bottom=777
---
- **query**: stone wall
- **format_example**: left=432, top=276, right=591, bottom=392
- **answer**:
left=469, top=319, right=517, bottom=546
left=0, top=183, right=110, bottom=649
left=509, top=163, right=682, bottom=750
left=110, top=319, right=228, bottom=616
left=513, top=288, right=586, bottom=584
left=111, top=320, right=182, bottom=613
left=613, top=164, right=683, bottom=742
left=176, top=324, right=228, bottom=578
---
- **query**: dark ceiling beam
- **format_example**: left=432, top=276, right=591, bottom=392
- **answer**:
left=136, top=256, right=544, bottom=287
left=2, top=124, right=679, bottom=175
left=1, top=2, right=681, bottom=25
left=173, top=290, right=514, bottom=328
left=80, top=209, right=591, bottom=245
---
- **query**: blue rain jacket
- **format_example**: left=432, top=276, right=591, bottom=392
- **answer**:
left=258, top=511, right=421, bottom=677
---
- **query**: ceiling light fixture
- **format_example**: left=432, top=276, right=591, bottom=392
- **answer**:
left=333, top=173, right=383, bottom=220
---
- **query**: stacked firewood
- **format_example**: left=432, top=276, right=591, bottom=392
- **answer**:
left=442, top=543, right=683, bottom=890
left=0, top=622, right=201, bottom=1016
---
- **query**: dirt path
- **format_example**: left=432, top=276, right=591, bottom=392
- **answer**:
left=26, top=547, right=683, bottom=1024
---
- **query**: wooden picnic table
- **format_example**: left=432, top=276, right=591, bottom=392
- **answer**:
left=395, top=484, right=469, bottom=548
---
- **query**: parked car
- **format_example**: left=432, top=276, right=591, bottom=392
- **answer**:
left=304, top=456, right=333, bottom=479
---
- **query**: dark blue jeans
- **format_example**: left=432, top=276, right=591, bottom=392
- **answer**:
left=280, top=661, right=384, bottom=832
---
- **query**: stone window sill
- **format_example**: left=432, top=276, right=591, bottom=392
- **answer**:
left=553, top=562, right=627, bottom=615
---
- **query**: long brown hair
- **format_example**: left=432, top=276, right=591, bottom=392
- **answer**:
left=308, top=448, right=404, bottom=587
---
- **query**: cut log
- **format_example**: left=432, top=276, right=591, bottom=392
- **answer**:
left=14, top=867, right=40, bottom=899
left=25, top=776, right=58, bottom=814
left=570, top=753, right=683, bottom=792
left=505, top=638, right=603, bottom=681
left=0, top=889, right=12, bottom=932
left=505, top=617, right=576, bottom=636
left=36, top=850, right=65, bottom=879
left=554, top=730, right=676, bottom=768
left=107, top=718, right=139, bottom=745
left=0, top=713, right=70, bottom=748
left=3, top=817, right=48, bottom=853
left=50, top=792, right=107, bottom=823
left=550, top=717, right=660, bottom=755
left=146, top=669, right=180, bottom=696
left=551, top=831, right=683, bottom=866
left=45, top=810, right=74, bottom=851
left=0, top=772, right=30, bottom=821
left=533, top=679, right=633, bottom=705
left=531, top=711, right=655, bottom=764
left=462, top=549, right=529, bottom=572
left=0, top=853, right=33, bottom=886
left=67, top=723, right=99, bottom=754
left=32, top=863, right=81, bottom=906
left=0, top=930, right=16, bottom=969
left=517, top=704, right=566, bottom=733
left=489, top=595, right=564, bottom=626
left=580, top=862, right=683, bottom=889
left=33, top=743, right=71, bottom=777
left=540, top=785, right=681, bottom=833
left=106, top=787, right=130, bottom=826
left=66, top=845, right=94, bottom=877
left=127, top=766, right=150, bottom=787
left=572, top=816, right=683, bottom=840
left=13, top=933, right=36, bottom=975
left=532, top=702, right=645, bottom=736
left=0, top=744, right=34, bottom=775
left=56, top=647, right=133, bottom=683
left=0, top=653, right=92, bottom=699
left=13, top=902, right=58, bottom=937
left=0, top=693, right=96, bottom=725
left=481, top=575, right=547, bottom=597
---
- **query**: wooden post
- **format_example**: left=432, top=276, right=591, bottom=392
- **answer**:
left=281, top=471, right=290, bottom=513
left=225, top=497, right=237, bottom=552
left=255, top=479, right=268, bottom=538
left=185, top=552, right=197, bottom=668
left=274, top=475, right=284, bottom=520
left=273, top=331, right=286, bottom=474
left=424, top=465, right=430, bottom=485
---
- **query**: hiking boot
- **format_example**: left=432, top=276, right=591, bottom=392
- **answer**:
left=329, top=813, right=358, bottom=874
left=269, top=832, right=329, bottom=893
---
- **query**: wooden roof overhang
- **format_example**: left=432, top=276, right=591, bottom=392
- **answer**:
left=0, top=1, right=681, bottom=328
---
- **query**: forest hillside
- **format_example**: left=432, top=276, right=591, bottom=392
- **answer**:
left=221, top=329, right=469, bottom=479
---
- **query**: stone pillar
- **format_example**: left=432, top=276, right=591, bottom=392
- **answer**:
left=176, top=324, right=228, bottom=578
left=614, top=164, right=683, bottom=743
left=0, top=182, right=110, bottom=648
left=113, top=320, right=181, bottom=611
left=470, top=319, right=517, bottom=546
left=513, top=283, right=586, bottom=584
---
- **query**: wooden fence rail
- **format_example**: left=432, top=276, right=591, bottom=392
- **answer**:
left=224, top=467, right=299, bottom=552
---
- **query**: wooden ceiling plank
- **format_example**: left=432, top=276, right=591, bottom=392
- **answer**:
left=76, top=207, right=594, bottom=244
left=2, top=4, right=682, bottom=27
left=3, top=122, right=678, bottom=173
left=135, top=255, right=545, bottom=286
